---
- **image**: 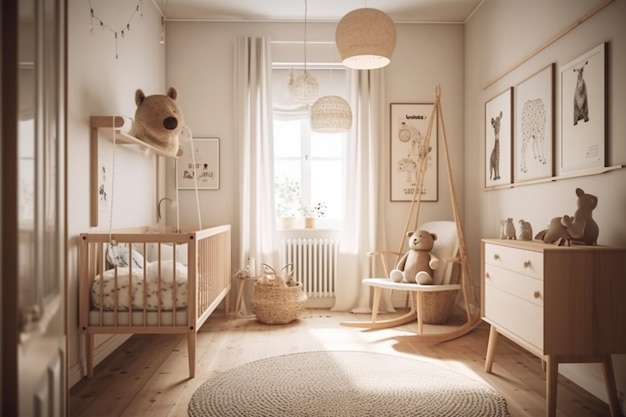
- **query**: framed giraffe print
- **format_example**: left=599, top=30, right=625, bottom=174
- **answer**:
left=514, top=63, right=554, bottom=183
left=390, top=103, right=438, bottom=202
left=484, top=88, right=513, bottom=188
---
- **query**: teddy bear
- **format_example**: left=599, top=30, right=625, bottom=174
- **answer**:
left=535, top=187, right=599, bottom=246
left=129, top=86, right=185, bottom=157
left=390, top=230, right=440, bottom=285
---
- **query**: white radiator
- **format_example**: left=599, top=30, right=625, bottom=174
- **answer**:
left=283, top=238, right=339, bottom=300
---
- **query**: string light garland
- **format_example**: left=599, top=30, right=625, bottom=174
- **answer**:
left=88, top=0, right=144, bottom=59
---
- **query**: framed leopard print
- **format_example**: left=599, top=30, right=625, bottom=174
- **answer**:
left=514, top=63, right=554, bottom=183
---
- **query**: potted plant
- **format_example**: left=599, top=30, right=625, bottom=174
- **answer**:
left=275, top=176, right=300, bottom=228
left=301, top=201, right=327, bottom=228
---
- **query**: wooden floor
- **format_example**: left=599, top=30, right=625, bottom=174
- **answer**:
left=70, top=309, right=615, bottom=417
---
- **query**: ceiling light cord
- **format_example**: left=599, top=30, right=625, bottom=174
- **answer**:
left=303, top=0, right=308, bottom=73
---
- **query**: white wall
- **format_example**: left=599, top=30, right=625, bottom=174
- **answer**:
left=165, top=19, right=465, bottom=307
left=465, top=0, right=626, bottom=408
left=67, top=0, right=165, bottom=386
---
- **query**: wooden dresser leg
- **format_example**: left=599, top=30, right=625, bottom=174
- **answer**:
left=601, top=355, right=622, bottom=417
left=484, top=326, right=498, bottom=373
left=546, top=355, right=559, bottom=417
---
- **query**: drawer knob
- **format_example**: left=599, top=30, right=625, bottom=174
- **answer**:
left=523, top=260, right=531, bottom=268
left=533, top=291, right=541, bottom=299
left=493, top=254, right=500, bottom=261
left=485, top=272, right=490, bottom=279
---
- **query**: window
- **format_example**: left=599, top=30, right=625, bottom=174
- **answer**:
left=273, top=118, right=345, bottom=225
left=272, top=68, right=349, bottom=229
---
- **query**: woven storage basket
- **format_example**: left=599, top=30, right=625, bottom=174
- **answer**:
left=250, top=264, right=308, bottom=324
left=421, top=289, right=459, bottom=324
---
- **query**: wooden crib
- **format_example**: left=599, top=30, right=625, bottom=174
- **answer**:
left=79, top=224, right=231, bottom=378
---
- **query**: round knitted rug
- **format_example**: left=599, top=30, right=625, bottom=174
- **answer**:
left=188, top=351, right=509, bottom=417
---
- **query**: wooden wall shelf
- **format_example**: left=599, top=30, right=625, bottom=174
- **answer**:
left=89, top=115, right=174, bottom=227
left=90, top=116, right=177, bottom=157
left=484, top=165, right=624, bottom=191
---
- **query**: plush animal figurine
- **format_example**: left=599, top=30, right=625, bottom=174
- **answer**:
left=503, top=218, right=516, bottom=240
left=535, top=187, right=599, bottom=246
left=390, top=230, right=440, bottom=285
left=129, top=87, right=185, bottom=157
left=518, top=219, right=533, bottom=241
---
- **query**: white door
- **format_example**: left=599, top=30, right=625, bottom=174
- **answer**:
left=4, top=0, right=67, bottom=415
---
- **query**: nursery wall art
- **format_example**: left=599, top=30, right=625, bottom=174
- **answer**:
left=176, top=137, right=220, bottom=190
left=484, top=88, right=513, bottom=188
left=559, top=42, right=606, bottom=173
left=390, top=103, right=438, bottom=202
left=514, top=63, right=554, bottom=183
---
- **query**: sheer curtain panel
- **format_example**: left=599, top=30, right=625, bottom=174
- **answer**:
left=234, top=36, right=280, bottom=279
left=333, top=69, right=388, bottom=312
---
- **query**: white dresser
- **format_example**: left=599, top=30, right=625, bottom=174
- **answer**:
left=481, top=239, right=626, bottom=417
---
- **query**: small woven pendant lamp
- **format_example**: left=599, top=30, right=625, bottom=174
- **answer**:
left=310, top=95, right=352, bottom=133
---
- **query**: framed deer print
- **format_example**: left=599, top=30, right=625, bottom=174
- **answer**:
left=559, top=43, right=606, bottom=173
left=514, top=63, right=554, bottom=183
left=390, top=103, right=438, bottom=202
left=484, top=88, right=513, bottom=188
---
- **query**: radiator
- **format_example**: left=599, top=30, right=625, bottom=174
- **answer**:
left=283, top=238, right=339, bottom=299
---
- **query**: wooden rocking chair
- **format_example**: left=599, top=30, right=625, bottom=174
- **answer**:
left=341, top=86, right=481, bottom=343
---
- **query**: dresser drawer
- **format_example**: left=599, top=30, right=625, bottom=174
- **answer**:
left=484, top=243, right=543, bottom=279
left=484, top=263, right=543, bottom=307
left=484, top=283, right=544, bottom=350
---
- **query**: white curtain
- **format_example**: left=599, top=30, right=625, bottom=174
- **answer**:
left=234, top=36, right=280, bottom=276
left=332, top=69, right=388, bottom=312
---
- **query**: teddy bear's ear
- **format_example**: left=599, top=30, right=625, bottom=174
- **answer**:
left=430, top=233, right=438, bottom=241
left=166, top=86, right=178, bottom=100
left=135, top=89, right=146, bottom=106
left=406, top=231, right=414, bottom=237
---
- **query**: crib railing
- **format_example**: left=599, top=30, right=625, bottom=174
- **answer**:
left=78, top=224, right=231, bottom=379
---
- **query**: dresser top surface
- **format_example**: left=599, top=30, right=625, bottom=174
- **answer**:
left=482, top=238, right=626, bottom=253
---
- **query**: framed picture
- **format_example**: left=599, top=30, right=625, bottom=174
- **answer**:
left=484, top=88, right=513, bottom=188
left=176, top=138, right=220, bottom=190
left=514, top=63, right=554, bottom=182
left=559, top=43, right=606, bottom=173
left=390, top=103, right=438, bottom=202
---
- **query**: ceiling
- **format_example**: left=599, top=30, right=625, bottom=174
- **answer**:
left=160, top=0, right=485, bottom=24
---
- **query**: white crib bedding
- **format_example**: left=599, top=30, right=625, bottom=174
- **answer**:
left=91, top=260, right=188, bottom=311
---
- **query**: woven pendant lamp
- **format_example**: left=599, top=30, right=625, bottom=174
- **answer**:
left=310, top=95, right=352, bottom=133
left=335, top=8, right=397, bottom=70
left=289, top=70, right=320, bottom=103
left=289, top=0, right=319, bottom=103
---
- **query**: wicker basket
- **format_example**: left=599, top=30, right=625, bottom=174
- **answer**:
left=250, top=264, right=308, bottom=324
left=421, top=289, right=459, bottom=324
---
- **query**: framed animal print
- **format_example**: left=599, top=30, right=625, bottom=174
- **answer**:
left=514, top=63, right=554, bottom=183
left=390, top=103, right=438, bottom=202
left=176, top=138, right=220, bottom=190
left=484, top=88, right=513, bottom=188
left=559, top=43, right=606, bottom=173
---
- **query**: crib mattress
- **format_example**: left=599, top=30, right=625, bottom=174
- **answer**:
left=91, top=260, right=188, bottom=311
